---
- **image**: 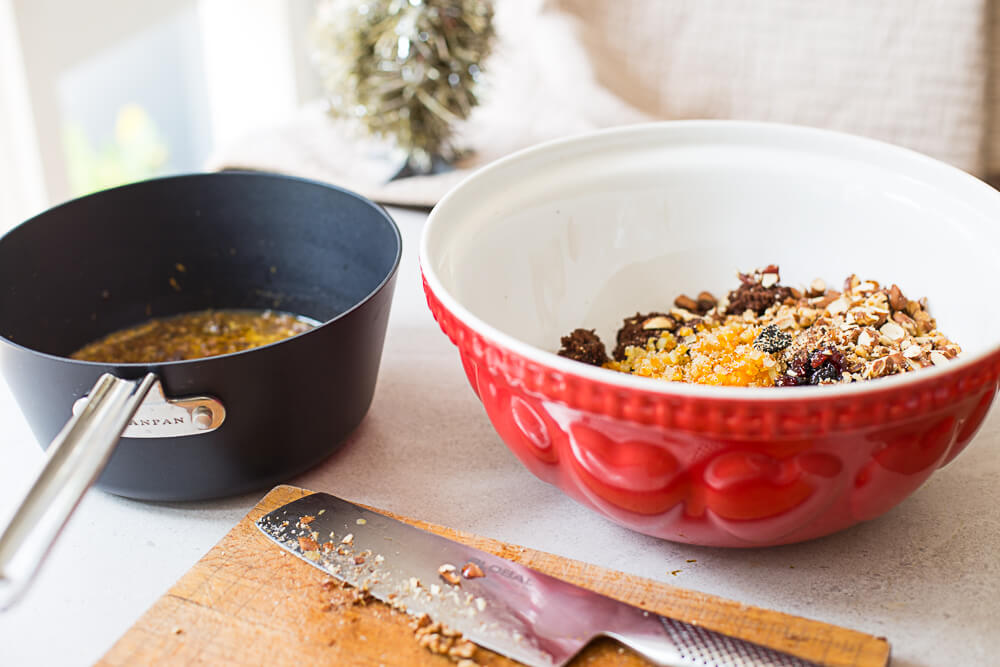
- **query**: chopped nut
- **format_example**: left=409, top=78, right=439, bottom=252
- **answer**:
left=341, top=533, right=354, bottom=545
left=642, top=316, right=676, bottom=330
left=887, top=284, right=907, bottom=311
left=813, top=291, right=841, bottom=308
left=696, top=291, right=717, bottom=312
left=826, top=297, right=849, bottom=315
left=669, top=307, right=697, bottom=322
left=879, top=321, right=905, bottom=342
left=760, top=272, right=779, bottom=288
left=449, top=639, right=478, bottom=659
left=930, top=351, right=949, bottom=366
left=885, top=352, right=906, bottom=372
left=902, top=345, right=922, bottom=359
left=807, top=277, right=826, bottom=297
left=438, top=564, right=461, bottom=586
left=913, top=310, right=935, bottom=334
left=857, top=330, right=874, bottom=347
left=674, top=294, right=700, bottom=312
left=298, top=536, right=319, bottom=551
left=299, top=515, right=316, bottom=525
left=461, top=562, right=485, bottom=579
left=892, top=311, right=917, bottom=334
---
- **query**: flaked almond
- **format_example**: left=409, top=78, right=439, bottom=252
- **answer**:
left=869, top=357, right=888, bottom=377
left=642, top=316, right=675, bottom=330
left=813, top=291, right=841, bottom=308
left=930, top=351, right=949, bottom=366
left=885, top=352, right=906, bottom=371
left=857, top=330, right=874, bottom=347
left=826, top=297, right=849, bottom=315
left=892, top=311, right=917, bottom=333
left=879, top=321, right=905, bottom=342
left=760, top=272, right=779, bottom=288
left=808, top=277, right=826, bottom=296
left=670, top=307, right=697, bottom=322
left=850, top=309, right=880, bottom=326
left=902, top=345, right=922, bottom=359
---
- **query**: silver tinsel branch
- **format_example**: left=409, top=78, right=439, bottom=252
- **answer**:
left=311, top=0, right=495, bottom=174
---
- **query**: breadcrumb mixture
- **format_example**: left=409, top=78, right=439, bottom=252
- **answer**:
left=557, top=265, right=961, bottom=387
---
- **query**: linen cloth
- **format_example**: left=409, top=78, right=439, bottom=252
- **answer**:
left=208, top=0, right=997, bottom=206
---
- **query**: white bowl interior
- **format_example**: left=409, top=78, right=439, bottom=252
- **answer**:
left=424, top=122, right=1000, bottom=376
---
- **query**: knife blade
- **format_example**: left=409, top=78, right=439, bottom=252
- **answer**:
left=255, top=492, right=818, bottom=667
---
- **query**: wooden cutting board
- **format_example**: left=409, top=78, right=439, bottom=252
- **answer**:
left=98, top=485, right=890, bottom=666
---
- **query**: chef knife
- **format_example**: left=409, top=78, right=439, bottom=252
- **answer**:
left=256, top=492, right=818, bottom=667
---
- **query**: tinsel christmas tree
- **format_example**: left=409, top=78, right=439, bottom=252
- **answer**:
left=312, top=0, right=495, bottom=175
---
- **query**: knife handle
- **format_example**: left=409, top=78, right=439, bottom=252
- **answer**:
left=605, top=609, right=819, bottom=667
left=0, top=373, right=156, bottom=610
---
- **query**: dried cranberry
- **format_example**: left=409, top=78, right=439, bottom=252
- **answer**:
left=809, top=362, right=842, bottom=384
left=776, top=346, right=845, bottom=387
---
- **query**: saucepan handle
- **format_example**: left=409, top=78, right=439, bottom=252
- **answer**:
left=0, top=372, right=157, bottom=610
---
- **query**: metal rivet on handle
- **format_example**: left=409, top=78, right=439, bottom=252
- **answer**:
left=192, top=406, right=213, bottom=429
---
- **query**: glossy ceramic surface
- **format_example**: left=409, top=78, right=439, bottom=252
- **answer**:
left=420, top=121, right=1000, bottom=547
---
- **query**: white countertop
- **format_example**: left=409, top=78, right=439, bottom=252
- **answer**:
left=1, top=207, right=998, bottom=666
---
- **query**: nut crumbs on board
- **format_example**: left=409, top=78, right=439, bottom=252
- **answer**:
left=438, top=563, right=462, bottom=586
left=461, top=562, right=485, bottom=579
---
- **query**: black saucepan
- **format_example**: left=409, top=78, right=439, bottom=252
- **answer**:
left=0, top=172, right=400, bottom=605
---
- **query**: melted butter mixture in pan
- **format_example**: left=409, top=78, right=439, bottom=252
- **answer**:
left=71, top=309, right=318, bottom=363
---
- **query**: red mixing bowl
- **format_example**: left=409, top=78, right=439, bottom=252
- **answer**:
left=419, top=121, right=1000, bottom=547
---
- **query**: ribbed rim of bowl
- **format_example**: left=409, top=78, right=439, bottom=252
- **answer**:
left=420, top=120, right=1000, bottom=401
